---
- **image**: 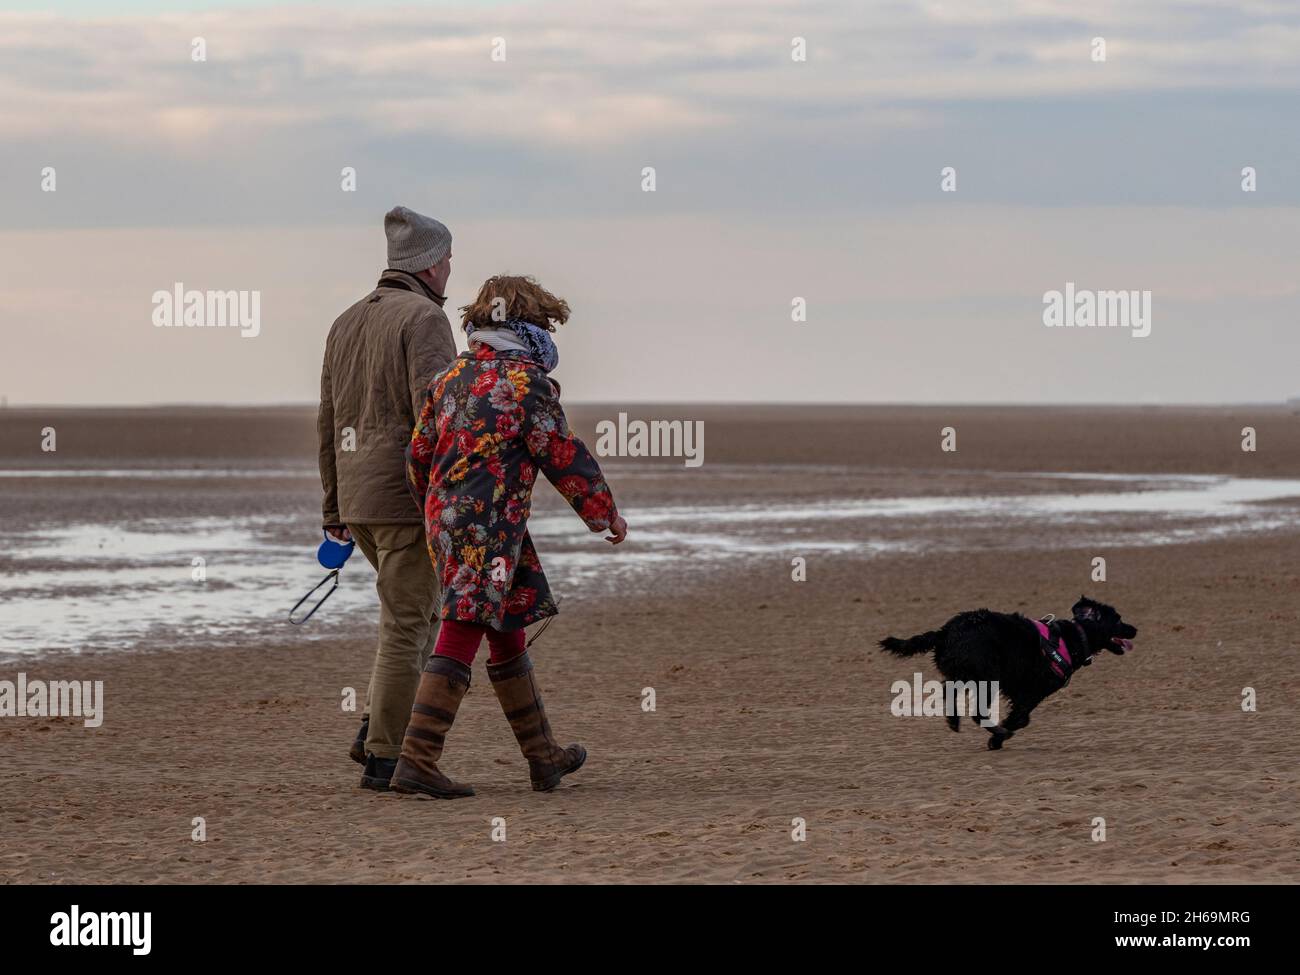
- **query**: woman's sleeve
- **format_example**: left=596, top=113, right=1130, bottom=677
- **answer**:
left=406, top=388, right=437, bottom=507
left=523, top=372, right=618, bottom=532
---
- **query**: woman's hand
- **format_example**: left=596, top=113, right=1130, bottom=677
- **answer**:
left=605, top=515, right=627, bottom=545
left=325, top=526, right=352, bottom=543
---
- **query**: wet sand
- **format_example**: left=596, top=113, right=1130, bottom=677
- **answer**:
left=1, top=405, right=1298, bottom=883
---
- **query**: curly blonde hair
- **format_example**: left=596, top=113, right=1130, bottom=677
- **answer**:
left=460, top=275, right=571, bottom=333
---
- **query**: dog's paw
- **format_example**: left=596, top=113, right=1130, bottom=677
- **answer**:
left=945, top=715, right=960, bottom=733
left=987, top=735, right=1005, bottom=751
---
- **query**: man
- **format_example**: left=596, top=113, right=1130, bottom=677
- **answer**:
left=318, top=206, right=458, bottom=790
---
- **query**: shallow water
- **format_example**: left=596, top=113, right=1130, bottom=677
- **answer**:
left=1, top=469, right=1297, bottom=658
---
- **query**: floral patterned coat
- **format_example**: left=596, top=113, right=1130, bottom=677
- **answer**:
left=406, top=345, right=618, bottom=631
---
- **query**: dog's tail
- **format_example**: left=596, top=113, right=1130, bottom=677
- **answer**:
left=878, top=630, right=941, bottom=657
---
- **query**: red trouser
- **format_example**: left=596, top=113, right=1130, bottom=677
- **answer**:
left=433, top=619, right=526, bottom=667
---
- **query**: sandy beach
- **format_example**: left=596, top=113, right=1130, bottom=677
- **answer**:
left=1, top=405, right=1298, bottom=883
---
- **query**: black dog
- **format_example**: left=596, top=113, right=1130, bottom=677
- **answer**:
left=879, top=596, right=1136, bottom=750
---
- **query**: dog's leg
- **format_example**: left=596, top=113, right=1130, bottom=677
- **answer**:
left=984, top=698, right=1013, bottom=750
left=986, top=698, right=1040, bottom=750
left=970, top=692, right=1006, bottom=747
left=1003, top=703, right=1036, bottom=734
left=945, top=714, right=960, bottom=733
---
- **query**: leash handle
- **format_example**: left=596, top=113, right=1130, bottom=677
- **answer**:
left=525, top=616, right=553, bottom=648
left=289, top=569, right=341, bottom=625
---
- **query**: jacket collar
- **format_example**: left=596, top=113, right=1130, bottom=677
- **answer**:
left=464, top=345, right=533, bottom=363
left=376, top=269, right=446, bottom=306
left=462, top=345, right=561, bottom=394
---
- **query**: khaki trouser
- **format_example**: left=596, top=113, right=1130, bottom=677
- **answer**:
left=349, top=523, right=440, bottom=760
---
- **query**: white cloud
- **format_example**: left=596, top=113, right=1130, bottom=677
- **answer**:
left=2, top=0, right=1298, bottom=152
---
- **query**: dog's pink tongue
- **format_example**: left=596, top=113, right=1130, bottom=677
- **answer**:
left=1114, top=638, right=1134, bottom=651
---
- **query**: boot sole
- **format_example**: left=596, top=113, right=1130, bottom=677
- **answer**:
left=359, top=776, right=392, bottom=792
left=532, top=746, right=587, bottom=793
left=391, top=777, right=475, bottom=800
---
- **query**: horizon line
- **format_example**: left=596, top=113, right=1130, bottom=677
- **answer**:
left=3, top=400, right=1298, bottom=411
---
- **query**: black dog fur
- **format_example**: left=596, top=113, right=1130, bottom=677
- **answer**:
left=879, top=596, right=1137, bottom=750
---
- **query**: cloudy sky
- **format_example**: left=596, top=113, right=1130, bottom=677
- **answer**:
left=2, top=0, right=1298, bottom=405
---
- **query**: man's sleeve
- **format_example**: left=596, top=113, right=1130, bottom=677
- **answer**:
left=318, top=358, right=342, bottom=529
left=405, top=386, right=437, bottom=510
left=407, top=307, right=458, bottom=419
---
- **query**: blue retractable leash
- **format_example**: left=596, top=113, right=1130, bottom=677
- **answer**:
left=289, top=532, right=355, bottom=624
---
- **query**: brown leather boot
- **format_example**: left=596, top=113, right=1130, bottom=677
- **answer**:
left=348, top=715, right=368, bottom=765
left=487, top=650, right=586, bottom=792
left=390, top=656, right=475, bottom=799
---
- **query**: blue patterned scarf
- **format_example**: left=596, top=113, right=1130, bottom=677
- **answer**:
left=466, top=318, right=559, bottom=372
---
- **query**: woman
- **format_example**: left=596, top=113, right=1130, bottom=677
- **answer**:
left=390, top=275, right=627, bottom=799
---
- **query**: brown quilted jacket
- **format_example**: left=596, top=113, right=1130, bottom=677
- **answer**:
left=318, top=270, right=458, bottom=526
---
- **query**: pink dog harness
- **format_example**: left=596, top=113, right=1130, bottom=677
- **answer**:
left=1033, top=619, right=1073, bottom=682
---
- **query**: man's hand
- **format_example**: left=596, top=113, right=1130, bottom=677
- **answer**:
left=605, top=515, right=627, bottom=545
left=325, top=526, right=352, bottom=543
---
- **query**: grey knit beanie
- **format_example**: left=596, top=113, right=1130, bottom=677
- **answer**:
left=384, top=206, right=452, bottom=272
